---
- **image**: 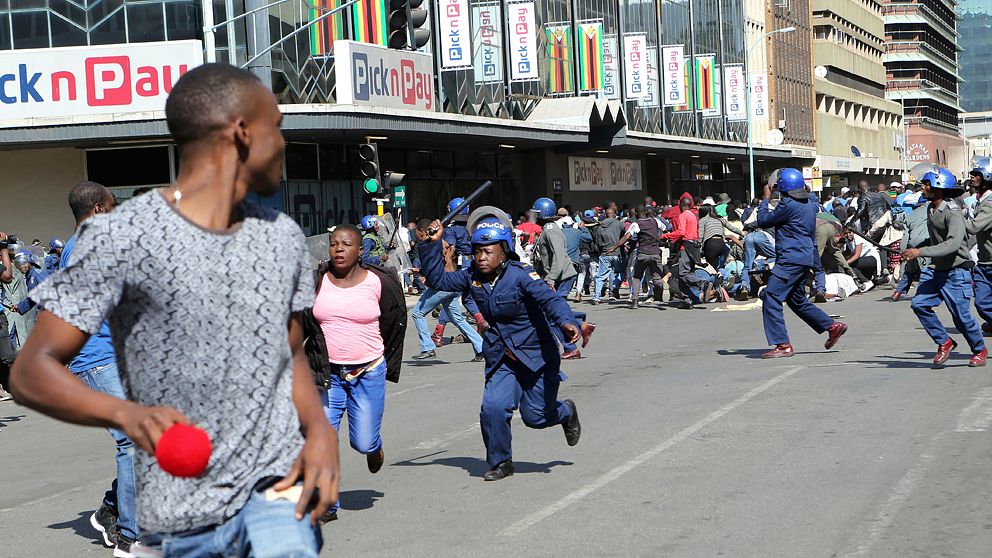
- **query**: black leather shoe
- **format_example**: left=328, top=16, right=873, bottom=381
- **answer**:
left=472, top=353, right=485, bottom=362
left=562, top=399, right=581, bottom=446
left=412, top=350, right=436, bottom=360
left=483, top=460, right=514, bottom=481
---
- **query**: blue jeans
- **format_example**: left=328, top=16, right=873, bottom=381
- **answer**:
left=481, top=358, right=571, bottom=467
left=760, top=264, right=834, bottom=345
left=320, top=359, right=387, bottom=455
left=912, top=267, right=985, bottom=352
left=741, top=232, right=776, bottom=293
left=411, top=287, right=484, bottom=353
left=895, top=261, right=921, bottom=296
left=973, top=264, right=992, bottom=326
left=593, top=255, right=622, bottom=301
left=77, top=362, right=138, bottom=540
left=142, top=487, right=322, bottom=557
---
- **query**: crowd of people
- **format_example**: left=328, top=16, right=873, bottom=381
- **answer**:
left=2, top=61, right=991, bottom=558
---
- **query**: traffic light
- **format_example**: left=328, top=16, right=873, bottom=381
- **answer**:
left=380, top=171, right=406, bottom=197
left=387, top=0, right=430, bottom=50
left=359, top=142, right=381, bottom=196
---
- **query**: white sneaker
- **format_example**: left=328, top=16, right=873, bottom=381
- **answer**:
left=859, top=281, right=875, bottom=293
left=0, top=388, right=11, bottom=402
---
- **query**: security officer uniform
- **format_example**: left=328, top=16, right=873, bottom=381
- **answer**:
left=966, top=157, right=992, bottom=328
left=359, top=215, right=386, bottom=266
left=43, top=239, right=64, bottom=274
left=909, top=166, right=986, bottom=366
left=442, top=199, right=483, bottom=320
left=419, top=215, right=581, bottom=480
left=757, top=169, right=847, bottom=358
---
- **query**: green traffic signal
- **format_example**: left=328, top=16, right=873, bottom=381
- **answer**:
left=363, top=178, right=380, bottom=194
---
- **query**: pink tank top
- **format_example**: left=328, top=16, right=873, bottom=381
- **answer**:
left=312, top=271, right=384, bottom=365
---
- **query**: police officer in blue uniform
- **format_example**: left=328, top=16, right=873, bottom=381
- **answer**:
left=904, top=166, right=987, bottom=367
left=419, top=214, right=582, bottom=481
left=7, top=251, right=49, bottom=315
left=756, top=168, right=848, bottom=358
left=441, top=197, right=488, bottom=332
left=43, top=239, right=64, bottom=274
left=359, top=215, right=387, bottom=266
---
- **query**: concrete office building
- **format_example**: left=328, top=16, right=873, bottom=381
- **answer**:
left=0, top=0, right=800, bottom=241
left=812, top=0, right=904, bottom=186
left=958, top=0, right=991, bottom=113
left=882, top=0, right=963, bottom=172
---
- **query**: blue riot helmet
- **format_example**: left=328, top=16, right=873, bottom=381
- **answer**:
left=971, top=156, right=992, bottom=182
left=583, top=209, right=596, bottom=218
left=13, top=251, right=36, bottom=268
left=531, top=197, right=557, bottom=219
left=448, top=197, right=469, bottom=215
left=773, top=168, right=805, bottom=192
left=921, top=166, right=963, bottom=198
left=471, top=216, right=514, bottom=246
left=49, top=238, right=65, bottom=252
left=360, top=215, right=378, bottom=231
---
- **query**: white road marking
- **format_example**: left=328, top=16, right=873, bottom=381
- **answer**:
left=843, top=432, right=944, bottom=557
left=955, top=387, right=992, bottom=432
left=0, top=476, right=116, bottom=513
left=413, top=423, right=481, bottom=450
left=387, top=383, right=435, bottom=399
left=500, top=365, right=806, bottom=536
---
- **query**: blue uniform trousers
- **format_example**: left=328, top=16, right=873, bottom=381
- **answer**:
left=911, top=267, right=985, bottom=352
left=761, top=263, right=834, bottom=345
left=481, top=357, right=571, bottom=467
left=972, top=264, right=992, bottom=326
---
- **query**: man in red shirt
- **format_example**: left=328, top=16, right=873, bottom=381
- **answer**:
left=663, top=197, right=709, bottom=308
left=515, top=211, right=543, bottom=246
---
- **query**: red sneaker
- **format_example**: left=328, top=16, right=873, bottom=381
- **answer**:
left=580, top=322, right=596, bottom=348
left=933, top=338, right=958, bottom=366
left=762, top=344, right=794, bottom=359
left=824, top=322, right=848, bottom=350
left=891, top=291, right=902, bottom=302
left=561, top=350, right=582, bottom=360
left=970, top=349, right=987, bottom=367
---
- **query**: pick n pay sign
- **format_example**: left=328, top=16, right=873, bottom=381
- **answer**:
left=335, top=41, right=435, bottom=111
left=0, top=40, right=203, bottom=122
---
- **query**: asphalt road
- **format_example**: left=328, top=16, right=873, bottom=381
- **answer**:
left=3, top=290, right=992, bottom=557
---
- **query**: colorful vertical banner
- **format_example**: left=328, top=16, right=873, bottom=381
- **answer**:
left=352, top=0, right=387, bottom=46
left=603, top=35, right=620, bottom=100
left=673, top=57, right=691, bottom=111
left=310, top=0, right=348, bottom=56
left=638, top=47, right=659, bottom=107
left=750, top=72, right=768, bottom=118
left=544, top=23, right=573, bottom=94
left=472, top=3, right=502, bottom=84
left=724, top=64, right=746, bottom=120
left=661, top=44, right=686, bottom=106
left=576, top=20, right=604, bottom=93
left=623, top=33, right=649, bottom=99
left=694, top=54, right=718, bottom=115
left=439, top=0, right=472, bottom=70
left=508, top=0, right=538, bottom=82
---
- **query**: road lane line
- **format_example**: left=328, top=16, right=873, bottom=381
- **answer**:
left=414, top=424, right=482, bottom=450
left=387, top=383, right=435, bottom=399
left=955, top=387, right=992, bottom=432
left=500, top=365, right=806, bottom=536
left=843, top=432, right=944, bottom=557
left=0, top=475, right=116, bottom=513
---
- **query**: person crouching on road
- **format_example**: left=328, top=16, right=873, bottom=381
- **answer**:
left=418, top=215, right=582, bottom=481
left=756, top=168, right=848, bottom=359
left=904, top=166, right=987, bottom=367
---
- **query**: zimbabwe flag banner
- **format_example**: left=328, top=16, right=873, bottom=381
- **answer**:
left=694, top=53, right=718, bottom=115
left=353, top=0, right=387, bottom=46
left=545, top=23, right=574, bottom=95
left=310, top=0, right=348, bottom=56
left=576, top=20, right=604, bottom=93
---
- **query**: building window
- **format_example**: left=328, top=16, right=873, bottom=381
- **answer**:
left=126, top=3, right=165, bottom=43
left=86, top=146, right=173, bottom=187
left=11, top=10, right=48, bottom=49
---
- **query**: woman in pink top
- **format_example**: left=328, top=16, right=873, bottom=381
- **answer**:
left=312, top=225, right=388, bottom=515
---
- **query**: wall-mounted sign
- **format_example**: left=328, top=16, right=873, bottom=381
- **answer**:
left=507, top=0, right=538, bottom=82
left=0, top=40, right=202, bottom=122
left=335, top=41, right=435, bottom=111
left=569, top=157, right=643, bottom=191
left=750, top=72, right=768, bottom=119
left=906, top=143, right=931, bottom=162
left=661, top=44, right=686, bottom=106
left=602, top=35, right=620, bottom=100
left=472, top=3, right=501, bottom=83
left=622, top=33, right=649, bottom=100
left=638, top=47, right=659, bottom=108
left=724, top=64, right=745, bottom=121
left=439, top=0, right=472, bottom=70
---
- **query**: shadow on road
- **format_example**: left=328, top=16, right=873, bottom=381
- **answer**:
left=0, top=414, right=24, bottom=431
left=339, top=489, right=385, bottom=511
left=47, top=510, right=104, bottom=548
left=853, top=352, right=974, bottom=369
left=716, top=348, right=768, bottom=359
left=392, top=454, right=573, bottom=478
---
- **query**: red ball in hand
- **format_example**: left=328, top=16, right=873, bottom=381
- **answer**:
left=156, top=423, right=212, bottom=478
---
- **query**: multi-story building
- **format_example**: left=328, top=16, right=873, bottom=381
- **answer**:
left=765, top=0, right=817, bottom=158
left=812, top=0, right=904, bottom=186
left=0, top=0, right=801, bottom=241
left=958, top=0, right=991, bottom=113
left=882, top=0, right=963, bottom=172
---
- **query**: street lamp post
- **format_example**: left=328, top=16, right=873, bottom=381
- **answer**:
left=746, top=26, right=795, bottom=201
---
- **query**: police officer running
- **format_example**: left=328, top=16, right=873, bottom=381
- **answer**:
left=966, top=157, right=992, bottom=331
left=756, top=168, right=848, bottom=358
left=903, top=166, right=986, bottom=367
left=359, top=215, right=388, bottom=265
left=418, top=213, right=581, bottom=481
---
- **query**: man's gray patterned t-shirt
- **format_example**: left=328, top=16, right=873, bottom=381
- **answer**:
left=32, top=192, right=315, bottom=534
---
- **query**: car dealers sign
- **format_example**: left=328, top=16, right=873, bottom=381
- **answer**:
left=335, top=41, right=435, bottom=111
